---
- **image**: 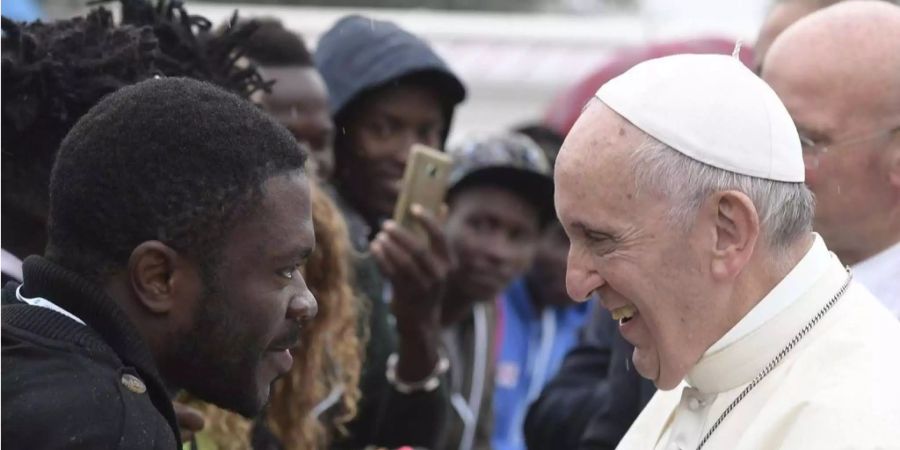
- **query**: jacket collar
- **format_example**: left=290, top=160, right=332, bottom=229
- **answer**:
left=16, top=255, right=180, bottom=443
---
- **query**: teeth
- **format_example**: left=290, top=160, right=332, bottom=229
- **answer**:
left=611, top=305, right=636, bottom=322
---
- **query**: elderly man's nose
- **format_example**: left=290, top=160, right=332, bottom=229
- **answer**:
left=566, top=249, right=604, bottom=301
left=566, top=269, right=597, bottom=301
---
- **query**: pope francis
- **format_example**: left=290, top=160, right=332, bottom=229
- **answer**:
left=554, top=52, right=900, bottom=449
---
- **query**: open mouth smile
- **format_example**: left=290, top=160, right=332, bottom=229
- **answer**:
left=611, top=305, right=637, bottom=324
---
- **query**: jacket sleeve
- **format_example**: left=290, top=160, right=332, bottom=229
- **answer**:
left=338, top=325, right=449, bottom=449
left=576, top=333, right=657, bottom=449
left=523, top=307, right=617, bottom=450
left=371, top=384, right=449, bottom=448
left=334, top=255, right=449, bottom=449
left=525, top=307, right=657, bottom=450
left=364, top=291, right=449, bottom=448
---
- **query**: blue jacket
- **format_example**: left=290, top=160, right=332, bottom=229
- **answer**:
left=492, top=278, right=593, bottom=450
left=3, top=0, right=43, bottom=21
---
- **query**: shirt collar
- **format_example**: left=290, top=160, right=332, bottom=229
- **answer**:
left=16, top=284, right=86, bottom=326
left=853, top=239, right=900, bottom=273
left=705, top=233, right=830, bottom=355
left=851, top=240, right=900, bottom=292
left=686, top=241, right=849, bottom=393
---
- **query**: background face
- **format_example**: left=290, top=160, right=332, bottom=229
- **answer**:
left=445, top=185, right=541, bottom=303
left=262, top=66, right=335, bottom=180
left=525, top=220, right=573, bottom=308
left=764, top=45, right=900, bottom=262
left=337, top=84, right=445, bottom=220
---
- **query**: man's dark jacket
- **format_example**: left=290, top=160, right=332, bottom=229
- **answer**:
left=524, top=306, right=656, bottom=450
left=1, top=256, right=179, bottom=449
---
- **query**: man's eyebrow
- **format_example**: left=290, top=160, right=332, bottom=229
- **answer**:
left=571, top=221, right=617, bottom=239
left=272, top=245, right=314, bottom=263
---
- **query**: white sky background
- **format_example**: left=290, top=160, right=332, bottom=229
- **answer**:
left=44, top=0, right=775, bottom=142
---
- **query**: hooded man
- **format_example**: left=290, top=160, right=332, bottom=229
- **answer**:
left=315, top=15, right=466, bottom=449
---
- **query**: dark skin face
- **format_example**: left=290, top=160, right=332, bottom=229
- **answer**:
left=336, top=84, right=446, bottom=223
left=115, top=171, right=317, bottom=417
left=261, top=66, right=335, bottom=181
left=525, top=220, right=575, bottom=309
left=443, top=185, right=541, bottom=325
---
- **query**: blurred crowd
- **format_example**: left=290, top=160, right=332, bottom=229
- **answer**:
left=1, top=0, right=898, bottom=450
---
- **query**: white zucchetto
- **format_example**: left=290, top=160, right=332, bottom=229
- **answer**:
left=596, top=53, right=804, bottom=182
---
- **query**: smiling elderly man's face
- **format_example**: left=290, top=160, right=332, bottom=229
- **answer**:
left=555, top=101, right=728, bottom=390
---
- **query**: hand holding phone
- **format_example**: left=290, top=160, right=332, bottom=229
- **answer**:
left=392, top=144, right=452, bottom=245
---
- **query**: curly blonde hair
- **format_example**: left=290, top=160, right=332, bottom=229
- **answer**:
left=187, top=184, right=364, bottom=449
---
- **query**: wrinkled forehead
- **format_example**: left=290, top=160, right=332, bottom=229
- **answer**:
left=556, top=102, right=643, bottom=180
left=555, top=101, right=645, bottom=222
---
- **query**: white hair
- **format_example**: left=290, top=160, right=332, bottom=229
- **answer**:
left=630, top=136, right=815, bottom=250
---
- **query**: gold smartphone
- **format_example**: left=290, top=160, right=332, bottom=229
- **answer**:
left=392, top=144, right=453, bottom=244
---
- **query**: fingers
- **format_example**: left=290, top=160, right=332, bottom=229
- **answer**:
left=372, top=229, right=430, bottom=283
left=381, top=220, right=445, bottom=280
left=172, top=401, right=205, bottom=441
left=378, top=220, right=424, bottom=259
left=410, top=204, right=452, bottom=263
left=370, top=237, right=397, bottom=277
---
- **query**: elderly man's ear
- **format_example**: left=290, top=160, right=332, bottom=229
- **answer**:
left=706, top=191, right=760, bottom=281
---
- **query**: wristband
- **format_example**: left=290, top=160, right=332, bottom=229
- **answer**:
left=385, top=351, right=450, bottom=394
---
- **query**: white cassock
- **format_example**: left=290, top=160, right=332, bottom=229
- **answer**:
left=617, top=235, right=900, bottom=450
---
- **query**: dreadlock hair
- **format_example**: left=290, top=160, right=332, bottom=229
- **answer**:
left=114, top=0, right=271, bottom=97
left=240, top=17, right=313, bottom=67
left=186, top=185, right=365, bottom=450
left=1, top=9, right=156, bottom=257
left=1, top=0, right=269, bottom=258
left=46, top=77, right=307, bottom=280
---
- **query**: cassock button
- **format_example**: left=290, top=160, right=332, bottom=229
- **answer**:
left=688, top=397, right=702, bottom=411
left=122, top=374, right=147, bottom=394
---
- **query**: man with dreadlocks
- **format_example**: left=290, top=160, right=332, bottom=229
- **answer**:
left=2, top=74, right=318, bottom=448
left=1, top=0, right=268, bottom=284
left=1, top=2, right=307, bottom=448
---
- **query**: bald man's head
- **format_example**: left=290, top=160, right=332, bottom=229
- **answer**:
left=762, top=0, right=900, bottom=264
left=753, top=0, right=846, bottom=73
left=764, top=0, right=900, bottom=108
